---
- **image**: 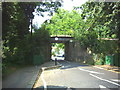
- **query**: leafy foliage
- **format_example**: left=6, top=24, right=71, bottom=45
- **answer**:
left=52, top=43, right=64, bottom=56
left=78, top=2, right=120, bottom=54
left=78, top=2, right=120, bottom=38
left=75, top=1, right=120, bottom=64
left=2, top=1, right=62, bottom=76
left=46, top=8, right=98, bottom=49
left=46, top=9, right=84, bottom=36
left=2, top=2, right=37, bottom=65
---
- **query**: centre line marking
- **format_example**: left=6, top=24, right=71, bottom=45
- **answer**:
left=41, top=71, right=47, bottom=90
left=78, top=68, right=104, bottom=74
left=90, top=73, right=120, bottom=87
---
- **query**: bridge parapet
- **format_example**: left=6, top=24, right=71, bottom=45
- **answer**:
left=50, top=35, right=74, bottom=43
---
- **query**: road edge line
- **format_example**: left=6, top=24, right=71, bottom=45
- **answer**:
left=99, top=85, right=107, bottom=88
left=89, top=73, right=120, bottom=87
left=31, top=67, right=42, bottom=89
left=41, top=71, right=47, bottom=89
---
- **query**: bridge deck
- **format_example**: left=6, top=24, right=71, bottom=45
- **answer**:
left=50, top=35, right=73, bottom=43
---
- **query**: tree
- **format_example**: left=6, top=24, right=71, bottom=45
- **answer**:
left=77, top=2, right=120, bottom=39
left=46, top=9, right=85, bottom=36
left=81, top=2, right=119, bottom=53
left=46, top=8, right=98, bottom=49
left=74, top=1, right=120, bottom=65
left=2, top=1, right=62, bottom=71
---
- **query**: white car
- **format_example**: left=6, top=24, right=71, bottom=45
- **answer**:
left=51, top=55, right=64, bottom=61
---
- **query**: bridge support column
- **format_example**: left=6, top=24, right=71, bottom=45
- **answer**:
left=65, top=41, right=74, bottom=61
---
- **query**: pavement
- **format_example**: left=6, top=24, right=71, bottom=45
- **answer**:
left=2, top=61, right=60, bottom=89
left=34, top=60, right=120, bottom=89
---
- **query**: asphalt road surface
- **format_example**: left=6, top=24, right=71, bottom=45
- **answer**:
left=34, top=60, right=120, bottom=89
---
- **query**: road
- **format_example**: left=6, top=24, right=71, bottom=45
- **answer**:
left=34, top=60, right=120, bottom=89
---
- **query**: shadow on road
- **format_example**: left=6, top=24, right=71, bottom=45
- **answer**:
left=34, top=85, right=83, bottom=90
left=58, top=60, right=89, bottom=70
left=35, top=85, right=67, bottom=90
left=34, top=85, right=101, bottom=90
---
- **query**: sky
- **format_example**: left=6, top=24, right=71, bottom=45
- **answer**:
left=32, top=0, right=88, bottom=28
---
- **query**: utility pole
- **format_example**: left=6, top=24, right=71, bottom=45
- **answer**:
left=30, top=16, right=33, bottom=64
left=30, top=19, right=33, bottom=36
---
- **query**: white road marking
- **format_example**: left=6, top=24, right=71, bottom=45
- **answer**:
left=90, top=73, right=120, bottom=87
left=78, top=68, right=104, bottom=74
left=99, top=85, right=107, bottom=88
left=41, top=71, right=47, bottom=90
left=99, top=85, right=111, bottom=90
left=111, top=79, right=120, bottom=82
left=94, top=66, right=104, bottom=70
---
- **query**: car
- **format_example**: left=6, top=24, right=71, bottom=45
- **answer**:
left=56, top=55, right=64, bottom=60
left=51, top=54, right=65, bottom=61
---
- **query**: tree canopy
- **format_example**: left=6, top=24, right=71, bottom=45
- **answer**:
left=46, top=9, right=85, bottom=36
left=2, top=1, right=62, bottom=74
left=78, top=1, right=120, bottom=54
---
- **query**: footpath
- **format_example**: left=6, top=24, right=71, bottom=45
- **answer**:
left=2, top=61, right=61, bottom=89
